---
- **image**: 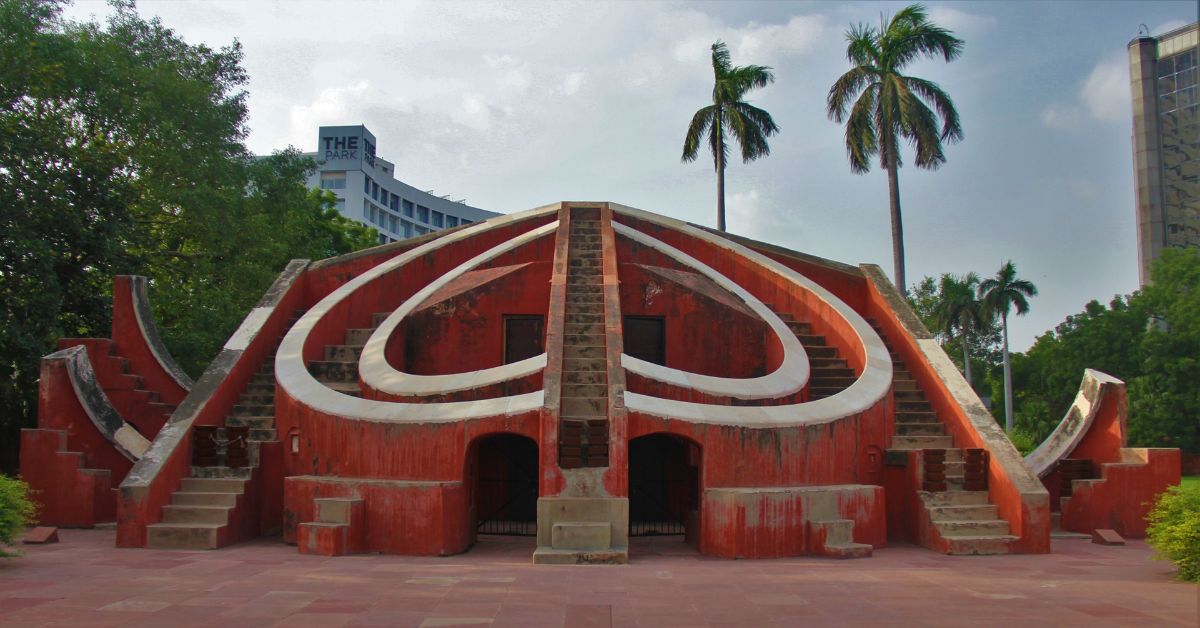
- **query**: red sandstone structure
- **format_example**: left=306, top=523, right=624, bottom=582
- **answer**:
left=1025, top=369, right=1180, bottom=538
left=20, top=202, right=1178, bottom=562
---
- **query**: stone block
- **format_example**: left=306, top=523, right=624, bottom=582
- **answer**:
left=22, top=527, right=58, bottom=544
left=1092, top=529, right=1125, bottom=546
left=552, top=522, right=610, bottom=551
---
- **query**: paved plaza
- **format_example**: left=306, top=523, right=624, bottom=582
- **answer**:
left=0, top=530, right=1196, bottom=627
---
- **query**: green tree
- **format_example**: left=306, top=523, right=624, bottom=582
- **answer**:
left=682, top=40, right=779, bottom=232
left=933, top=272, right=986, bottom=387
left=0, top=0, right=374, bottom=471
left=1128, top=248, right=1200, bottom=451
left=978, top=260, right=1037, bottom=432
left=827, top=3, right=963, bottom=295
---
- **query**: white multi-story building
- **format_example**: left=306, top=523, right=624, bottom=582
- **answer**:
left=303, top=125, right=497, bottom=244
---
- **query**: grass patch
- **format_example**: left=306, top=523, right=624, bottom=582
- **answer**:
left=1181, top=476, right=1198, bottom=490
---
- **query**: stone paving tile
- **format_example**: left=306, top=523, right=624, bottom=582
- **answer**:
left=1, top=531, right=1197, bottom=627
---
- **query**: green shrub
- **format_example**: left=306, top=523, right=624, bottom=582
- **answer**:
left=0, top=474, right=37, bottom=557
left=1146, top=482, right=1200, bottom=582
left=1006, top=429, right=1038, bottom=456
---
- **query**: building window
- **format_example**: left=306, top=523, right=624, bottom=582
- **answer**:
left=403, top=199, right=414, bottom=217
left=378, top=233, right=388, bottom=245
left=390, top=193, right=399, bottom=211
left=446, top=215, right=459, bottom=227
left=333, top=198, right=345, bottom=212
left=432, top=211, right=444, bottom=227
left=320, top=172, right=347, bottom=190
left=402, top=221, right=413, bottom=238
left=363, top=199, right=370, bottom=218
left=372, top=182, right=380, bottom=201
left=364, top=176, right=372, bottom=194
left=389, top=215, right=398, bottom=233
left=461, top=219, right=473, bottom=225
left=417, top=205, right=429, bottom=223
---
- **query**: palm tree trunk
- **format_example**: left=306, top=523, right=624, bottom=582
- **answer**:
left=1001, top=312, right=1013, bottom=432
left=961, top=333, right=972, bottom=389
left=716, top=146, right=726, bottom=232
left=886, top=149, right=906, bottom=295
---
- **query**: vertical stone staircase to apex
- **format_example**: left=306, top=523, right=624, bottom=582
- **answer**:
left=867, top=319, right=1018, bottom=555
left=146, top=311, right=302, bottom=550
left=558, top=214, right=609, bottom=469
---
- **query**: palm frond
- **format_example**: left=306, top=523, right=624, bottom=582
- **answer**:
left=710, top=40, right=732, bottom=74
left=904, top=76, right=963, bottom=142
left=845, top=23, right=878, bottom=66
left=895, top=81, right=946, bottom=169
left=844, top=84, right=879, bottom=174
left=827, top=66, right=875, bottom=122
left=682, top=105, right=717, bottom=163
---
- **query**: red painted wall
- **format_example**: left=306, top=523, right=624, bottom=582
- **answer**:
left=1061, top=449, right=1181, bottom=537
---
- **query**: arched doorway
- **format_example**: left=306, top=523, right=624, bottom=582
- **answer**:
left=470, top=433, right=539, bottom=536
left=628, top=434, right=700, bottom=540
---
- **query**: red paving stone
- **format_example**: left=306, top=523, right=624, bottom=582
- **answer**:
left=0, top=530, right=1196, bottom=627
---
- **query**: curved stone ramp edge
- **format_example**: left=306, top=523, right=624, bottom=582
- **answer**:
left=277, top=205, right=560, bottom=422
left=126, top=275, right=195, bottom=391
left=359, top=222, right=557, bottom=396
left=612, top=222, right=809, bottom=400
left=51, top=344, right=151, bottom=462
left=1024, top=369, right=1124, bottom=479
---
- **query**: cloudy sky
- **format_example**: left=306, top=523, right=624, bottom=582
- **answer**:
left=65, top=0, right=1196, bottom=350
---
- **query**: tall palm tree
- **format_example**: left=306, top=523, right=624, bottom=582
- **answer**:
left=683, top=40, right=779, bottom=232
left=978, top=261, right=1037, bottom=432
left=934, top=272, right=985, bottom=387
left=826, top=4, right=964, bottom=295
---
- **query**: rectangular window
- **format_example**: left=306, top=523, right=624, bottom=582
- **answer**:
left=363, top=200, right=369, bottom=218
left=403, top=199, right=414, bottom=217
left=402, top=221, right=413, bottom=238
left=417, top=205, right=429, bottom=223
left=416, top=226, right=429, bottom=235
left=446, top=215, right=459, bottom=227
left=432, top=211, right=444, bottom=227
left=378, top=233, right=388, bottom=245
left=372, top=182, right=380, bottom=201
left=364, top=176, right=372, bottom=194
left=390, top=215, right=398, bottom=233
left=320, top=172, right=347, bottom=190
left=333, top=198, right=345, bottom=212
left=390, top=193, right=399, bottom=211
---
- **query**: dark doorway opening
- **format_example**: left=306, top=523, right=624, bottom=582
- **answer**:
left=628, top=434, right=699, bottom=537
left=504, top=315, right=544, bottom=364
left=472, top=433, right=538, bottom=536
left=624, top=316, right=665, bottom=366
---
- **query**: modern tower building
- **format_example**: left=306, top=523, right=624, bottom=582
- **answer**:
left=1128, top=23, right=1199, bottom=285
left=302, top=125, right=498, bottom=244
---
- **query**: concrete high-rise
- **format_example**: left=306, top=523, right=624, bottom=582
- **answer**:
left=1128, top=23, right=1199, bottom=285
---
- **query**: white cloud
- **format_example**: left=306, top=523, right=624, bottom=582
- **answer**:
left=1039, top=103, right=1082, bottom=130
left=555, top=72, right=586, bottom=96
left=1080, top=55, right=1129, bottom=121
left=1041, top=53, right=1130, bottom=129
left=287, top=81, right=372, bottom=147
left=926, top=6, right=997, bottom=35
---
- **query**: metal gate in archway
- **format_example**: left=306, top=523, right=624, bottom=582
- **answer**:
left=474, top=434, right=539, bottom=536
left=628, top=434, right=697, bottom=537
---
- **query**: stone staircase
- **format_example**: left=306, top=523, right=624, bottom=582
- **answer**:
left=308, top=312, right=389, bottom=397
left=64, top=338, right=176, bottom=436
left=867, top=319, right=1017, bottom=555
left=146, top=312, right=302, bottom=549
left=558, top=213, right=609, bottom=469
left=767, top=309, right=854, bottom=401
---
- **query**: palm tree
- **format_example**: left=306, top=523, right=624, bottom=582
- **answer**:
left=826, top=4, right=963, bottom=295
left=978, top=261, right=1037, bottom=432
left=933, top=272, right=985, bottom=387
left=683, top=40, right=779, bottom=232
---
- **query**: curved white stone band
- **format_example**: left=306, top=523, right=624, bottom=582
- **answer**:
left=359, top=222, right=557, bottom=396
left=613, top=222, right=809, bottom=399
left=1024, top=369, right=1123, bottom=479
left=275, top=204, right=561, bottom=423
left=610, top=203, right=892, bottom=427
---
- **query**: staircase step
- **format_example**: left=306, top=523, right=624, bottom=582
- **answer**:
left=891, top=435, right=954, bottom=449
left=564, top=344, right=606, bottom=359
left=920, top=491, right=990, bottom=507
left=561, top=397, right=606, bottom=416
left=344, top=328, right=375, bottom=345
left=563, top=357, right=606, bottom=372
left=180, top=477, right=247, bottom=494
left=895, top=423, right=946, bottom=437
left=928, top=505, right=999, bottom=522
left=146, top=522, right=226, bottom=550
left=895, top=410, right=937, bottom=423
left=944, top=535, right=1018, bottom=556
left=225, top=416, right=274, bottom=429
left=162, top=504, right=233, bottom=525
left=171, top=492, right=238, bottom=507
left=324, top=345, right=364, bottom=361
left=189, top=466, right=254, bottom=479
left=308, top=360, right=358, bottom=382
left=565, top=322, right=603, bottom=335
left=561, top=384, right=607, bottom=398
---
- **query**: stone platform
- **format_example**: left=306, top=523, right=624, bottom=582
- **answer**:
left=0, top=529, right=1194, bottom=626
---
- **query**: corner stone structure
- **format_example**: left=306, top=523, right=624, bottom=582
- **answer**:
left=36, top=201, right=1157, bottom=562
